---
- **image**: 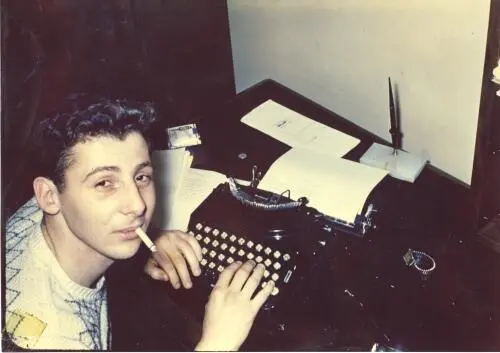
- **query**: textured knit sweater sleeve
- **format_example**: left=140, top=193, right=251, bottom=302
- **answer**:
left=5, top=197, right=111, bottom=350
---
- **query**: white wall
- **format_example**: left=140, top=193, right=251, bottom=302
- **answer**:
left=228, top=0, right=490, bottom=185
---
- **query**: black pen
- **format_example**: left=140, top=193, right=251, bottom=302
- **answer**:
left=388, top=77, right=401, bottom=154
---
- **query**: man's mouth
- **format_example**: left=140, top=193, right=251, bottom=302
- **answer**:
left=118, top=225, right=141, bottom=232
left=116, top=225, right=143, bottom=240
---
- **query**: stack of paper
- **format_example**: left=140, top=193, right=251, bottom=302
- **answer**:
left=242, top=99, right=389, bottom=224
left=241, top=99, right=360, bottom=158
left=151, top=148, right=193, bottom=230
left=163, top=168, right=228, bottom=231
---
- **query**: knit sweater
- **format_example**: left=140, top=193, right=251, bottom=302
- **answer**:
left=5, top=197, right=110, bottom=350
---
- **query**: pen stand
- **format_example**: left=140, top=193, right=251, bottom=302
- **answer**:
left=360, top=143, right=428, bottom=183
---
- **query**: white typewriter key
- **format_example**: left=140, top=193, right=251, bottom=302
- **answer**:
left=247, top=241, right=254, bottom=248
left=261, top=281, right=267, bottom=288
left=229, top=246, right=236, bottom=254
left=255, top=256, right=263, bottom=263
left=195, top=234, right=202, bottom=241
left=212, top=229, right=220, bottom=236
left=208, top=262, right=216, bottom=269
left=220, top=243, right=228, bottom=250
left=212, top=240, right=219, bottom=247
left=283, top=254, right=291, bottom=261
left=189, top=230, right=195, bottom=236
left=218, top=253, right=225, bottom=261
left=201, top=248, right=208, bottom=255
left=221, top=232, right=228, bottom=239
left=264, top=259, right=272, bottom=267
left=271, top=287, right=280, bottom=296
left=264, top=270, right=270, bottom=278
left=273, top=262, right=282, bottom=270
left=274, top=251, right=281, bottom=259
left=209, top=250, right=216, bottom=258
left=238, top=238, right=245, bottom=245
left=203, top=237, right=210, bottom=244
left=204, top=226, right=212, bottom=233
left=217, top=265, right=224, bottom=272
left=255, top=244, right=263, bottom=252
left=247, top=253, right=255, bottom=260
left=229, top=235, right=237, bottom=242
left=200, top=258, right=208, bottom=266
left=195, top=223, right=203, bottom=230
left=238, top=249, right=245, bottom=257
left=227, top=257, right=234, bottom=264
left=271, top=273, right=279, bottom=281
left=264, top=247, right=272, bottom=255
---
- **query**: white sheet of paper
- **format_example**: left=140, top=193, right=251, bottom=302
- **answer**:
left=241, top=99, right=360, bottom=157
left=258, top=148, right=388, bottom=224
left=151, top=149, right=193, bottom=230
left=165, top=168, right=228, bottom=231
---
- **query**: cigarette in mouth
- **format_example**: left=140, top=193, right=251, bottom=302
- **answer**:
left=135, top=228, right=157, bottom=253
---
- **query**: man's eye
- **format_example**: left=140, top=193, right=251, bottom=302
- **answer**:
left=136, top=174, right=152, bottom=185
left=95, top=180, right=114, bottom=190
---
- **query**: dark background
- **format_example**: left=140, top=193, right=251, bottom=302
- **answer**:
left=1, top=0, right=236, bottom=217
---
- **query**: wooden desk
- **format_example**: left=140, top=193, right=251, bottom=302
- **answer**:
left=109, top=79, right=500, bottom=351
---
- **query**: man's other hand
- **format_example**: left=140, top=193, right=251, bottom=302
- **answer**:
left=144, top=230, right=202, bottom=289
left=195, top=260, right=275, bottom=351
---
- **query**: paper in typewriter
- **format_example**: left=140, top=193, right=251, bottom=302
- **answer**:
left=258, top=147, right=388, bottom=224
left=241, top=99, right=360, bottom=158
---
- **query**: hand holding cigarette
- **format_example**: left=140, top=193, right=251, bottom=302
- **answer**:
left=135, top=228, right=157, bottom=253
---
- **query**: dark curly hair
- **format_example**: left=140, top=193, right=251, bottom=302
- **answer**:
left=34, top=98, right=157, bottom=191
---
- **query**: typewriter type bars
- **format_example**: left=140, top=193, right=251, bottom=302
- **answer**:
left=189, top=222, right=296, bottom=297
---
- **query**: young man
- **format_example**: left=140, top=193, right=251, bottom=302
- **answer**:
left=4, top=99, right=274, bottom=350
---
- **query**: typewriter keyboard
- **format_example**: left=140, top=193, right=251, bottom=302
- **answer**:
left=189, top=222, right=297, bottom=298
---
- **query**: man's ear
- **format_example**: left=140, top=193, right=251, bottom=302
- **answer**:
left=33, top=177, right=61, bottom=215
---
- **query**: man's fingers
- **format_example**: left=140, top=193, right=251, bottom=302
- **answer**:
left=169, top=252, right=193, bottom=289
left=180, top=232, right=203, bottom=262
left=175, top=236, right=202, bottom=278
left=251, top=280, right=275, bottom=310
left=145, top=230, right=204, bottom=289
left=241, top=263, right=265, bottom=298
left=144, top=258, right=169, bottom=281
left=229, top=261, right=256, bottom=291
left=153, top=251, right=182, bottom=289
left=215, top=261, right=242, bottom=288
left=154, top=240, right=193, bottom=288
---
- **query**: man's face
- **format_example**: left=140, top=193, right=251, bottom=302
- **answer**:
left=57, top=132, right=156, bottom=261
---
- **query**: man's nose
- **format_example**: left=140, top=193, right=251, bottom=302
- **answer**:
left=122, top=183, right=146, bottom=217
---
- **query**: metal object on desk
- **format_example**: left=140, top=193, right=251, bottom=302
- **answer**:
left=403, top=249, right=436, bottom=276
left=166, top=123, right=202, bottom=149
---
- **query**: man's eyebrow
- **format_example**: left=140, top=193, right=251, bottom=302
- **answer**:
left=135, top=161, right=153, bottom=173
left=83, top=166, right=120, bottom=183
left=82, top=161, right=152, bottom=183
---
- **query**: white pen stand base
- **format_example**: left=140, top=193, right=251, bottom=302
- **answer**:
left=360, top=143, right=428, bottom=183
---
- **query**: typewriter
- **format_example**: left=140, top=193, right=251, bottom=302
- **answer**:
left=180, top=180, right=335, bottom=315
left=159, top=179, right=388, bottom=350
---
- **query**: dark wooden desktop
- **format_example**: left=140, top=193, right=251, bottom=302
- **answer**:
left=108, top=79, right=500, bottom=351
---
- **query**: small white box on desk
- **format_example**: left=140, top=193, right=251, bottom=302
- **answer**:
left=360, top=143, right=428, bottom=183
